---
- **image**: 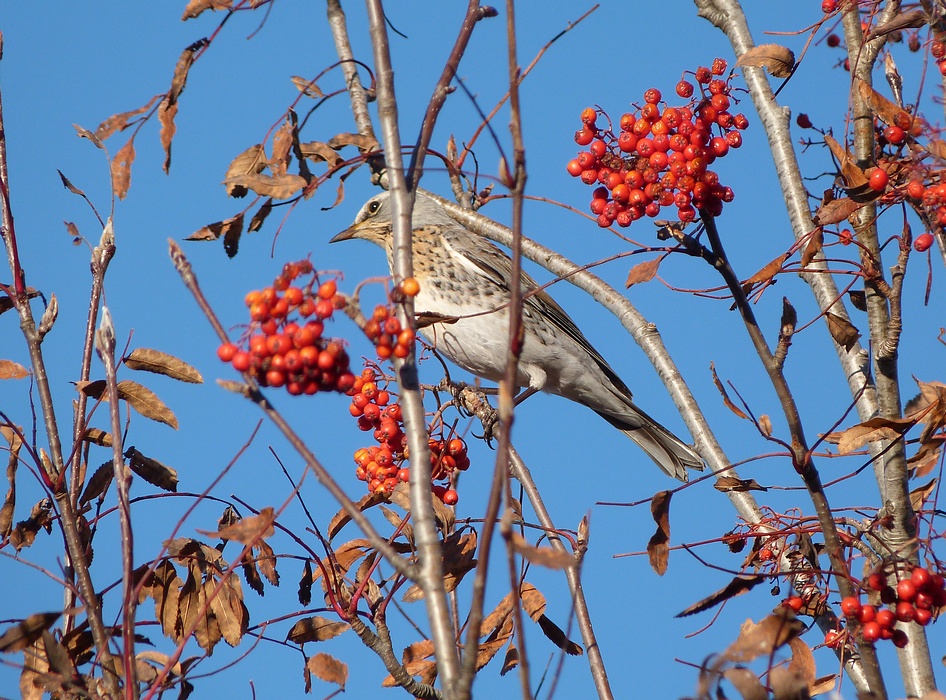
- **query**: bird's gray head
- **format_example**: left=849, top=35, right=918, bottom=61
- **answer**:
left=330, top=190, right=455, bottom=246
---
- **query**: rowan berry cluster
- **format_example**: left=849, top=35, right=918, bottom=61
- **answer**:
left=566, top=58, right=747, bottom=228
left=784, top=566, right=946, bottom=649
left=216, top=260, right=356, bottom=395
left=348, top=368, right=469, bottom=504
left=363, top=304, right=416, bottom=360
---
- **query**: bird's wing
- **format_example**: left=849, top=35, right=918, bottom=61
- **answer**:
left=442, top=226, right=634, bottom=398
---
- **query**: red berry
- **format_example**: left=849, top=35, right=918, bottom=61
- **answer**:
left=442, top=489, right=459, bottom=506
left=590, top=140, right=607, bottom=158
left=896, top=601, right=916, bottom=623
left=643, top=88, right=662, bottom=104
left=566, top=159, right=583, bottom=177
left=906, top=180, right=926, bottom=199
left=711, top=58, right=728, bottom=75
left=861, top=621, right=881, bottom=643
left=868, top=168, right=889, bottom=191
left=915, top=608, right=933, bottom=626
left=840, top=596, right=862, bottom=617
left=897, top=579, right=918, bottom=602
left=912, top=567, right=933, bottom=590
left=867, top=572, right=887, bottom=591
left=892, top=629, right=909, bottom=648
left=824, top=629, right=844, bottom=648
left=933, top=41, right=946, bottom=59
left=827, top=33, right=841, bottom=47
left=821, top=0, right=837, bottom=12
left=858, top=604, right=876, bottom=624
left=676, top=80, right=694, bottom=98
left=709, top=137, right=730, bottom=157
left=231, top=351, right=251, bottom=372
left=783, top=596, right=804, bottom=612
left=217, top=342, right=238, bottom=362
left=796, top=113, right=813, bottom=129
left=876, top=608, right=896, bottom=629
left=580, top=107, right=597, bottom=125
left=883, top=125, right=905, bottom=144
left=695, top=66, right=712, bottom=83
left=914, top=232, right=934, bottom=252
left=574, top=128, right=595, bottom=146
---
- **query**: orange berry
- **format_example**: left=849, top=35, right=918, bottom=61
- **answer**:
left=400, top=278, right=420, bottom=297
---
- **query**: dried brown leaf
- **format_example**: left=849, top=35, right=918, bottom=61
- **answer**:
left=825, top=311, right=860, bottom=351
left=510, top=533, right=575, bottom=569
left=199, top=507, right=274, bottom=544
left=111, top=137, right=136, bottom=200
left=325, top=132, right=380, bottom=153
left=402, top=639, right=435, bottom=664
left=723, top=668, right=767, bottom=700
left=255, top=539, right=279, bottom=587
left=744, top=253, right=788, bottom=287
left=537, top=615, right=583, bottom=655
left=648, top=490, right=672, bottom=575
left=124, top=347, right=202, bottom=383
left=94, top=98, right=160, bottom=141
left=73, top=123, right=104, bottom=149
left=823, top=133, right=869, bottom=189
left=182, top=0, right=232, bottom=20
left=800, top=226, right=823, bottom=267
left=869, top=9, right=926, bottom=38
left=382, top=660, right=437, bottom=687
left=714, top=476, right=767, bottom=492
left=0, top=613, right=60, bottom=652
left=500, top=644, right=519, bottom=676
left=207, top=578, right=247, bottom=647
left=286, top=616, right=350, bottom=644
left=857, top=78, right=911, bottom=127
left=291, top=76, right=324, bottom=98
left=0, top=359, right=28, bottom=380
left=723, top=608, right=804, bottom=663
left=79, top=460, right=114, bottom=504
left=306, top=652, right=348, bottom=688
left=223, top=173, right=306, bottom=200
left=269, top=120, right=294, bottom=177
left=910, top=441, right=943, bottom=478
left=19, top=636, right=47, bottom=700
left=813, top=196, right=861, bottom=226
left=823, top=415, right=914, bottom=454
left=299, top=141, right=344, bottom=166
left=760, top=414, right=773, bottom=437
left=126, top=448, right=179, bottom=492
left=158, top=98, right=177, bottom=173
left=625, top=258, right=661, bottom=287
left=810, top=674, right=838, bottom=696
left=676, top=575, right=765, bottom=617
left=327, top=492, right=386, bottom=539
left=187, top=213, right=245, bottom=260
left=787, top=637, right=816, bottom=687
left=225, top=144, right=267, bottom=197
left=736, top=44, right=795, bottom=77
left=519, top=582, right=546, bottom=622
left=710, top=361, right=748, bottom=419
left=248, top=199, right=273, bottom=232
left=0, top=427, right=19, bottom=537
left=910, top=479, right=937, bottom=511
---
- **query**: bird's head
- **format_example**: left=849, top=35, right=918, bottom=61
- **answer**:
left=330, top=191, right=394, bottom=247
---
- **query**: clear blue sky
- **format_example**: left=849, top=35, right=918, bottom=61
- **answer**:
left=0, top=3, right=942, bottom=698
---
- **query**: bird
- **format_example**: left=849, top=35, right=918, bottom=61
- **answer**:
left=331, top=190, right=703, bottom=481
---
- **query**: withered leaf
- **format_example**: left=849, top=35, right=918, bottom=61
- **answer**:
left=111, top=137, right=136, bottom=200
left=509, top=533, right=574, bottom=569
left=0, top=427, right=18, bottom=538
left=241, top=557, right=263, bottom=596
left=910, top=479, right=937, bottom=511
left=123, top=347, right=202, bottom=384
left=848, top=289, right=867, bottom=311
left=57, top=170, right=85, bottom=197
left=79, top=460, right=114, bottom=504
left=168, top=40, right=206, bottom=105
left=82, top=428, right=113, bottom=446
left=813, top=196, right=861, bottom=226
left=648, top=490, right=672, bottom=576
left=182, top=0, right=232, bottom=20
left=519, top=582, right=546, bottom=622
left=676, top=575, right=765, bottom=617
left=787, top=637, right=816, bottom=689
left=825, top=311, right=860, bottom=351
left=382, top=660, right=437, bottom=687
left=869, top=9, right=926, bottom=38
left=158, top=98, right=177, bottom=173
left=325, top=132, right=380, bottom=153
left=714, top=476, right=767, bottom=492
left=286, top=616, right=350, bottom=644
left=500, top=644, right=519, bottom=676
left=768, top=666, right=809, bottom=700
left=126, top=448, right=179, bottom=492
left=306, top=652, right=348, bottom=688
left=0, top=360, right=28, bottom=380
left=225, top=144, right=267, bottom=197
left=94, top=98, right=160, bottom=141
left=537, top=615, right=583, bottom=656
left=743, top=253, right=788, bottom=287
left=625, top=258, right=661, bottom=287
left=290, top=76, right=324, bottom=98
left=73, top=124, right=104, bottom=149
left=402, top=639, right=434, bottom=664
left=800, top=226, right=823, bottom=267
left=723, top=667, right=767, bottom=700
left=248, top=199, right=273, bottom=232
left=136, top=560, right=183, bottom=641
left=207, top=577, right=247, bottom=647
left=223, top=173, right=306, bottom=200
left=810, top=674, right=838, bottom=697
left=710, top=361, right=748, bottom=419
left=736, top=44, right=796, bottom=78
left=823, top=133, right=869, bottom=189
left=19, top=636, right=47, bottom=700
left=298, top=560, right=313, bottom=606
left=187, top=212, right=244, bottom=247
left=909, top=441, right=943, bottom=479
left=722, top=608, right=804, bottom=663
left=199, top=507, right=274, bottom=544
left=299, top=141, right=344, bottom=167
left=327, top=492, right=385, bottom=539
left=857, top=78, right=911, bottom=127
left=823, top=415, right=915, bottom=454
left=0, top=613, right=60, bottom=652
left=255, top=539, right=279, bottom=587
left=269, top=120, right=294, bottom=177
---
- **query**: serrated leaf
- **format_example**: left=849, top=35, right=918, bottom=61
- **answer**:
left=223, top=173, right=306, bottom=200
left=648, top=490, right=672, bottom=575
left=158, top=98, right=177, bottom=173
left=77, top=380, right=179, bottom=428
left=800, top=226, right=823, bottom=267
left=126, top=448, right=179, bottom=492
left=182, top=0, right=232, bottom=20
left=325, top=132, right=380, bottom=153
left=198, top=507, right=274, bottom=544
left=736, top=44, right=795, bottom=78
left=94, top=97, right=160, bottom=141
left=225, top=144, right=267, bottom=197
left=625, top=258, right=661, bottom=287
left=248, top=199, right=273, bottom=232
left=79, top=460, right=115, bottom=504
left=124, top=348, right=202, bottom=384
left=306, top=652, right=347, bottom=688
left=825, top=312, right=861, bottom=351
left=722, top=608, right=804, bottom=663
left=509, top=533, right=574, bottom=569
left=286, top=616, right=350, bottom=644
left=0, top=360, right=29, bottom=380
left=290, top=76, right=324, bottom=98
left=111, top=137, right=136, bottom=200
left=0, top=613, right=60, bottom=652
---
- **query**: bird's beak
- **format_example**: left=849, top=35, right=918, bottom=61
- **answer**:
left=329, top=224, right=359, bottom=244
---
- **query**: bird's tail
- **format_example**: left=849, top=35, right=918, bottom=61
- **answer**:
left=596, top=407, right=703, bottom=482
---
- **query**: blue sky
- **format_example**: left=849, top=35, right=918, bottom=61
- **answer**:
left=1, top=2, right=943, bottom=699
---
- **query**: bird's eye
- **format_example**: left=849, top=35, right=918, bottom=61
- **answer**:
left=367, top=200, right=381, bottom=215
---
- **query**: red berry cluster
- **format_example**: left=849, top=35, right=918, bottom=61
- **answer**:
left=216, top=261, right=356, bottom=395
left=364, top=304, right=417, bottom=360
left=841, top=568, right=946, bottom=648
left=566, top=58, right=747, bottom=228
left=348, top=368, right=469, bottom=504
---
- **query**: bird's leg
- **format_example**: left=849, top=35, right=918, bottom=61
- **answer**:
left=513, top=387, right=538, bottom=406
